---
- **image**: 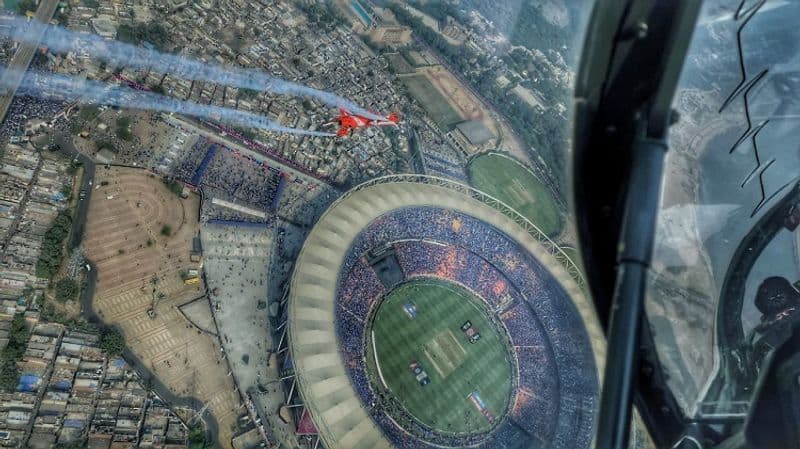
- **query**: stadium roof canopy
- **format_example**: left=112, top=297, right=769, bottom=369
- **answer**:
left=287, top=175, right=605, bottom=449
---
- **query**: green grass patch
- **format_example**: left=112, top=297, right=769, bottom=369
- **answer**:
left=399, top=74, right=462, bottom=131
left=0, top=314, right=29, bottom=391
left=369, top=279, right=512, bottom=434
left=117, top=22, right=170, bottom=51
left=78, top=105, right=100, bottom=122
left=99, top=327, right=125, bottom=357
left=55, top=278, right=79, bottom=302
left=163, top=178, right=183, bottom=196
left=467, top=153, right=562, bottom=238
left=387, top=52, right=414, bottom=74
left=15, top=0, right=36, bottom=14
left=116, top=116, right=133, bottom=141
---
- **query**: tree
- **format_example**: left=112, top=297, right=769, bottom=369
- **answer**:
left=236, top=88, right=259, bottom=100
left=16, top=0, right=37, bottom=14
left=0, top=361, right=19, bottom=391
left=233, top=126, right=255, bottom=140
left=163, top=178, right=183, bottom=196
left=66, top=161, right=81, bottom=176
left=69, top=120, right=83, bottom=135
left=60, top=184, right=72, bottom=199
left=36, top=210, right=72, bottom=279
left=0, top=314, right=29, bottom=391
left=117, top=22, right=170, bottom=51
left=415, top=2, right=459, bottom=22
left=296, top=2, right=347, bottom=29
left=99, top=327, right=125, bottom=357
left=2, top=316, right=28, bottom=361
left=97, top=140, right=117, bottom=153
left=55, top=278, right=79, bottom=302
left=54, top=7, right=69, bottom=25
left=78, top=105, right=100, bottom=121
left=116, top=116, right=131, bottom=128
left=55, top=439, right=88, bottom=449
left=160, top=225, right=172, bottom=237
left=115, top=116, right=132, bottom=141
left=188, top=426, right=211, bottom=449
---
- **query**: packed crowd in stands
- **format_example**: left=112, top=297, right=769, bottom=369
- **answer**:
left=172, top=136, right=208, bottom=184
left=190, top=143, right=218, bottom=185
left=174, top=137, right=283, bottom=217
left=201, top=147, right=281, bottom=210
left=330, top=206, right=599, bottom=449
left=175, top=138, right=282, bottom=211
left=423, top=152, right=467, bottom=182
left=174, top=136, right=210, bottom=184
left=417, top=121, right=466, bottom=181
left=168, top=130, right=337, bottom=226
left=338, top=259, right=384, bottom=318
left=499, top=306, right=544, bottom=347
left=394, top=241, right=512, bottom=309
left=199, top=185, right=264, bottom=224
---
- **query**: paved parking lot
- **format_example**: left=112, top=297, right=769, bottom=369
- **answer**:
left=201, top=223, right=303, bottom=448
left=202, top=224, right=273, bottom=391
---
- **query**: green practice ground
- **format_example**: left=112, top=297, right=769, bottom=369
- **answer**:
left=387, top=52, right=415, bottom=74
left=467, top=153, right=562, bottom=238
left=369, top=279, right=512, bottom=434
left=399, top=74, right=463, bottom=131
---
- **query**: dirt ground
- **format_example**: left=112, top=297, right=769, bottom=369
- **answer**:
left=422, top=66, right=484, bottom=121
left=419, top=65, right=499, bottom=140
left=83, top=167, right=240, bottom=448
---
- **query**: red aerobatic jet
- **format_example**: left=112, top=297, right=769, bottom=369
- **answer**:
left=331, top=108, right=400, bottom=136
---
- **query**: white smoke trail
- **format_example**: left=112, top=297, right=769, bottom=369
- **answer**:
left=2, top=67, right=335, bottom=137
left=0, top=15, right=385, bottom=120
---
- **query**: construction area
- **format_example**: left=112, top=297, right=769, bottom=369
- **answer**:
left=82, top=166, right=241, bottom=448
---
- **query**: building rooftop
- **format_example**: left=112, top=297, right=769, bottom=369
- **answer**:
left=91, top=16, right=117, bottom=39
left=455, top=120, right=494, bottom=146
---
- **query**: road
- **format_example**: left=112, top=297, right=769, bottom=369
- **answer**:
left=38, top=133, right=94, bottom=250
left=0, top=0, right=60, bottom=123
